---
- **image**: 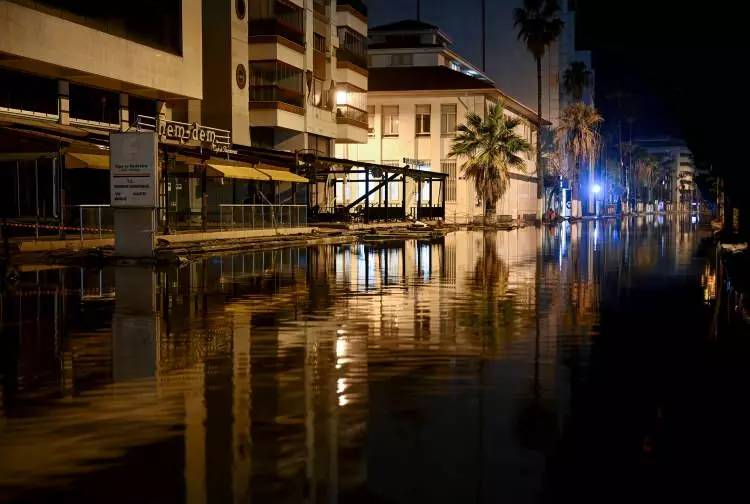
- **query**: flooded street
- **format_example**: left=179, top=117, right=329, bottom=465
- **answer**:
left=1, top=217, right=748, bottom=503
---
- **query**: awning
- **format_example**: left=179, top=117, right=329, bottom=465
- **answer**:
left=256, top=165, right=308, bottom=183
left=207, top=163, right=308, bottom=183
left=65, top=152, right=110, bottom=170
left=206, top=163, right=269, bottom=181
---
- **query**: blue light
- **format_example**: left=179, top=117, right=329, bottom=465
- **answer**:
left=592, top=183, right=602, bottom=194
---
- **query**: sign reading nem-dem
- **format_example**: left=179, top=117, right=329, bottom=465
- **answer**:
left=110, top=132, right=158, bottom=208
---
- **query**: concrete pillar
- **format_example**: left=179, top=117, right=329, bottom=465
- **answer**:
left=57, top=80, right=69, bottom=125
left=119, top=93, right=129, bottom=132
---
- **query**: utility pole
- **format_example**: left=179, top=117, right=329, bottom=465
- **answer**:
left=481, top=0, right=486, bottom=72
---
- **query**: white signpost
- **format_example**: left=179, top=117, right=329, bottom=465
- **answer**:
left=110, top=132, right=158, bottom=208
left=110, top=132, right=158, bottom=257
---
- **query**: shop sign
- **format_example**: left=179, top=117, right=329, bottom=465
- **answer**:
left=403, top=158, right=428, bottom=167
left=110, top=132, right=158, bottom=208
left=137, top=115, right=235, bottom=153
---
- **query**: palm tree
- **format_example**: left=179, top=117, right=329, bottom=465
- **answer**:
left=449, top=103, right=531, bottom=224
left=634, top=152, right=665, bottom=207
left=563, top=61, right=592, bottom=102
left=514, top=0, right=564, bottom=218
left=556, top=103, right=603, bottom=218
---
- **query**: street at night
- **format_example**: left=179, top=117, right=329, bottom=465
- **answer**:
left=2, top=1, right=749, bottom=502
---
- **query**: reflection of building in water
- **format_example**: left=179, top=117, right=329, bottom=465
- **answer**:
left=0, top=226, right=633, bottom=502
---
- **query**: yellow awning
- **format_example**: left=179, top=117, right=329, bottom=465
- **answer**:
left=65, top=152, right=110, bottom=170
left=256, top=166, right=308, bottom=183
left=206, top=163, right=269, bottom=181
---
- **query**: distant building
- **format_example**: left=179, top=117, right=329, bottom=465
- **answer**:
left=638, top=138, right=697, bottom=211
left=335, top=20, right=547, bottom=224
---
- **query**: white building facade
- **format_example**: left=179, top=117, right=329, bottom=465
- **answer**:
left=335, top=20, right=544, bottom=224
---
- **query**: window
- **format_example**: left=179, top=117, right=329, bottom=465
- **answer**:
left=442, top=160, right=457, bottom=202
left=309, top=134, right=331, bottom=156
left=367, top=105, right=375, bottom=135
left=382, top=106, right=399, bottom=136
left=441, top=104, right=457, bottom=135
left=313, top=33, right=326, bottom=53
left=249, top=61, right=304, bottom=107
left=449, top=61, right=460, bottom=71
left=415, top=104, right=431, bottom=135
left=70, top=84, right=119, bottom=125
left=391, top=54, right=413, bottom=66
left=249, top=0, right=305, bottom=46
left=0, top=68, right=57, bottom=117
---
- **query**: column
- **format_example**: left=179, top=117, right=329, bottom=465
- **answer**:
left=119, top=93, right=129, bottom=132
left=57, top=80, right=69, bottom=125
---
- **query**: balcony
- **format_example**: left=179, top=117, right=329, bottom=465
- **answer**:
left=336, top=26, right=367, bottom=74
left=249, top=0, right=305, bottom=47
left=313, top=0, right=328, bottom=19
left=249, top=18, right=305, bottom=48
left=250, top=85, right=304, bottom=110
left=336, top=104, right=367, bottom=125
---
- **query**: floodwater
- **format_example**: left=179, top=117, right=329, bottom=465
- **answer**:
left=1, top=217, right=749, bottom=503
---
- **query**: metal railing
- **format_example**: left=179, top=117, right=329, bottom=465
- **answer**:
left=68, top=204, right=113, bottom=240
left=336, top=104, right=368, bottom=125
left=219, top=204, right=308, bottom=230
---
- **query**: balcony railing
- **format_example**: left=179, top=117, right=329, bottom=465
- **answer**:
left=336, top=47, right=368, bottom=70
left=336, top=105, right=367, bottom=125
left=250, top=86, right=304, bottom=108
left=337, top=27, right=367, bottom=70
left=249, top=18, right=305, bottom=47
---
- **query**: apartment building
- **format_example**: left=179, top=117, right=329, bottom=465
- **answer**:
left=0, top=0, right=203, bottom=223
left=0, top=1, right=370, bottom=232
left=336, top=20, right=545, bottom=224
left=639, top=138, right=698, bottom=211
left=199, top=0, right=368, bottom=154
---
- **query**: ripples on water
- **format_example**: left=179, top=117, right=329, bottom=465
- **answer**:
left=0, top=217, right=734, bottom=503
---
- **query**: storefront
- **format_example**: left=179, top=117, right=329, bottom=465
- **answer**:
left=0, top=113, right=310, bottom=237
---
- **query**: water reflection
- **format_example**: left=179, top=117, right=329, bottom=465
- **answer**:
left=0, top=217, right=713, bottom=503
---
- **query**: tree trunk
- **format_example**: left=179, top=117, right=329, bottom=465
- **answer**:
left=484, top=200, right=494, bottom=226
left=536, top=57, right=544, bottom=220
left=572, top=163, right=581, bottom=218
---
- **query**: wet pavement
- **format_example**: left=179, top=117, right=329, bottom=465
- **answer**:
left=1, top=217, right=748, bottom=503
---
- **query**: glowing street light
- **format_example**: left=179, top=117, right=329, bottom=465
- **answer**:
left=592, top=183, right=602, bottom=195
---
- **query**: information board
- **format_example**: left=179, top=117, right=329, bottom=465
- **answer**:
left=110, top=132, right=158, bottom=208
